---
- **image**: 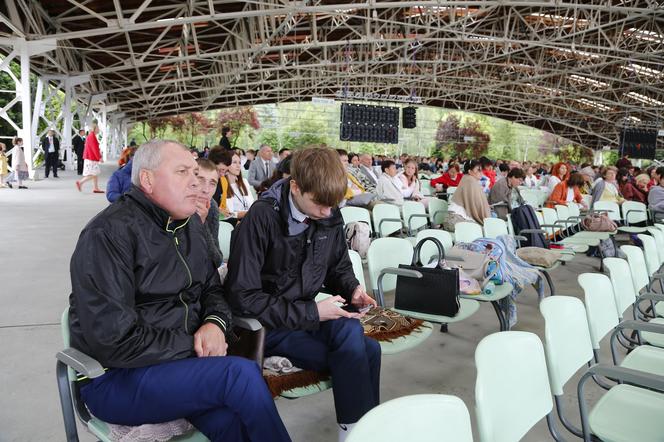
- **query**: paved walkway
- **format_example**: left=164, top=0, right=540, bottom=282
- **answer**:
left=0, top=163, right=609, bottom=441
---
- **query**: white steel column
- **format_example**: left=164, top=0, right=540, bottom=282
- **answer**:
left=18, top=40, right=33, bottom=173
left=62, top=79, right=73, bottom=170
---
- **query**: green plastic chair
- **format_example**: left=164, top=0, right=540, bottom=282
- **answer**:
left=341, top=206, right=373, bottom=235
left=56, top=308, right=209, bottom=442
left=348, top=249, right=365, bottom=284
left=646, top=227, right=664, bottom=317
left=427, top=198, right=448, bottom=226
left=401, top=200, right=429, bottom=235
left=217, top=221, right=234, bottom=261
left=620, top=201, right=649, bottom=233
left=347, top=394, right=472, bottom=442
left=420, top=179, right=433, bottom=196
left=578, top=273, right=664, bottom=378
left=454, top=221, right=483, bottom=244
left=637, top=234, right=663, bottom=279
left=482, top=217, right=509, bottom=239
left=592, top=200, right=622, bottom=222
left=372, top=204, right=403, bottom=237
left=413, top=229, right=453, bottom=264
left=475, top=331, right=559, bottom=442
left=540, top=295, right=664, bottom=442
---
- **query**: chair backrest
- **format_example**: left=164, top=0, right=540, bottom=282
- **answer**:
left=592, top=201, right=621, bottom=221
left=505, top=214, right=516, bottom=236
left=637, top=234, right=660, bottom=277
left=341, top=206, right=373, bottom=234
left=414, top=229, right=453, bottom=264
left=647, top=227, right=664, bottom=266
left=454, top=222, right=483, bottom=244
left=347, top=394, right=473, bottom=442
left=372, top=203, right=403, bottom=237
left=540, top=207, right=560, bottom=236
left=402, top=200, right=428, bottom=232
left=554, top=205, right=570, bottom=222
left=578, top=273, right=620, bottom=351
left=447, top=186, right=457, bottom=195
left=602, top=257, right=639, bottom=318
left=367, top=238, right=414, bottom=292
left=622, top=201, right=648, bottom=225
left=475, top=331, right=553, bottom=442
left=420, top=180, right=433, bottom=196
left=621, top=245, right=650, bottom=293
left=348, top=249, right=365, bottom=284
left=428, top=198, right=448, bottom=225
left=567, top=202, right=582, bottom=219
left=521, top=190, right=540, bottom=208
left=483, top=218, right=509, bottom=239
left=540, top=296, right=594, bottom=396
left=218, top=221, right=234, bottom=261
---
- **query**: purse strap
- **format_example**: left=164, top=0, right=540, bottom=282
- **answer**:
left=412, top=237, right=445, bottom=266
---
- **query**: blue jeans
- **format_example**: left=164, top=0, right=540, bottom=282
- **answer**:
left=265, top=317, right=381, bottom=423
left=80, top=356, right=290, bottom=442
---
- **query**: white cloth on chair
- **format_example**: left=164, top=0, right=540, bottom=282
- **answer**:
left=263, top=356, right=302, bottom=374
left=107, top=419, right=193, bottom=442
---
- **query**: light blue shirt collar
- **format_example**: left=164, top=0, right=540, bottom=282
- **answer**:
left=288, top=191, right=308, bottom=223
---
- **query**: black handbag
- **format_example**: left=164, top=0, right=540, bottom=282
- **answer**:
left=394, top=237, right=461, bottom=317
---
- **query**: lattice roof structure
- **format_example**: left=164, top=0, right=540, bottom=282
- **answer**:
left=2, top=1, right=663, bottom=149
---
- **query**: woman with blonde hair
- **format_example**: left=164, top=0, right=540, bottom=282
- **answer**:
left=591, top=165, right=624, bottom=206
left=76, top=121, right=104, bottom=193
left=442, top=160, right=491, bottom=231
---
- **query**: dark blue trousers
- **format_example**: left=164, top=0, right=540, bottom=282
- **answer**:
left=80, top=356, right=291, bottom=442
left=264, top=317, right=381, bottom=424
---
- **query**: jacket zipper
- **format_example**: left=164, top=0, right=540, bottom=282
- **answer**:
left=166, top=217, right=193, bottom=333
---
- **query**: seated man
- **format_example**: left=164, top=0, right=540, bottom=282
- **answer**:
left=195, top=158, right=223, bottom=268
left=226, top=147, right=380, bottom=441
left=69, top=140, right=290, bottom=442
left=337, top=148, right=376, bottom=207
left=488, top=167, right=525, bottom=220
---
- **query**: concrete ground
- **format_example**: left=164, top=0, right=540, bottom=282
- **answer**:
left=0, top=163, right=621, bottom=441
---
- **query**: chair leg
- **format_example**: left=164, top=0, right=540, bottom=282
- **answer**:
left=439, top=324, right=448, bottom=333
left=490, top=301, right=508, bottom=331
left=542, top=270, right=556, bottom=296
left=56, top=361, right=80, bottom=442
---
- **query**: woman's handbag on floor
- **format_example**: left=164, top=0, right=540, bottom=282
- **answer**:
left=394, top=237, right=460, bottom=317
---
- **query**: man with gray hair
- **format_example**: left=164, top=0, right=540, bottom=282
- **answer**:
left=68, top=140, right=290, bottom=442
left=247, top=144, right=275, bottom=190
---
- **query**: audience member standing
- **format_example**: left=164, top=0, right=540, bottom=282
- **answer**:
left=248, top=145, right=275, bottom=190
left=42, top=129, right=60, bottom=178
left=72, top=129, right=85, bottom=175
left=0, top=143, right=8, bottom=188
left=76, top=122, right=104, bottom=194
left=7, top=137, right=29, bottom=189
left=219, top=127, right=232, bottom=150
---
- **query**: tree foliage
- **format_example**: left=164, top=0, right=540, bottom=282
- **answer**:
left=217, top=107, right=260, bottom=147
left=434, top=115, right=490, bottom=159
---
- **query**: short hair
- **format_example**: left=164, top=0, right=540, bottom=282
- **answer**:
left=602, top=166, right=618, bottom=178
left=464, top=159, right=481, bottom=174
left=655, top=167, right=664, bottom=179
left=381, top=160, right=395, bottom=172
left=499, top=163, right=510, bottom=173
left=507, top=168, right=525, bottom=179
left=635, top=173, right=650, bottom=186
left=336, top=148, right=348, bottom=157
left=290, top=147, right=346, bottom=207
left=567, top=172, right=585, bottom=188
left=196, top=158, right=217, bottom=173
left=208, top=146, right=233, bottom=166
left=479, top=156, right=493, bottom=168
left=222, top=127, right=230, bottom=136
left=131, top=139, right=187, bottom=186
left=278, top=148, right=290, bottom=155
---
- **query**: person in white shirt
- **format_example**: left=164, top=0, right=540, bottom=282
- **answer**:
left=358, top=154, right=378, bottom=187
left=523, top=166, right=539, bottom=188
left=398, top=158, right=428, bottom=207
left=376, top=160, right=405, bottom=206
left=545, top=162, right=569, bottom=195
left=225, top=152, right=255, bottom=219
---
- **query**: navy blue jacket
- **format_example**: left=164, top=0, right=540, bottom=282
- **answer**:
left=107, top=159, right=133, bottom=203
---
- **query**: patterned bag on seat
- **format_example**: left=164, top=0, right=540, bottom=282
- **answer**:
left=344, top=221, right=371, bottom=258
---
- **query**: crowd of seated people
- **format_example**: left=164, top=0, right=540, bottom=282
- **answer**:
left=70, top=139, right=664, bottom=442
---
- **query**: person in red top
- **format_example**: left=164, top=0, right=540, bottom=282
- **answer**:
left=431, top=162, right=463, bottom=191
left=618, top=168, right=647, bottom=203
left=479, top=157, right=496, bottom=188
left=76, top=121, right=104, bottom=194
left=546, top=172, right=586, bottom=208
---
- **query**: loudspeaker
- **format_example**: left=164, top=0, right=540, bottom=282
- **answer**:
left=339, top=103, right=399, bottom=144
left=402, top=107, right=417, bottom=129
left=620, top=128, right=657, bottom=159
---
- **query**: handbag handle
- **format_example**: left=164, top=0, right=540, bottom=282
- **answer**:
left=412, top=236, right=445, bottom=266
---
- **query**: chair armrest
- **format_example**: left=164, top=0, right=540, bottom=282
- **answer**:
left=513, top=235, right=527, bottom=242
left=378, top=218, right=403, bottom=236
left=234, top=317, right=263, bottom=332
left=585, top=364, right=664, bottom=392
left=615, top=319, right=664, bottom=334
left=56, top=348, right=105, bottom=378
left=624, top=209, right=647, bottom=226
left=375, top=267, right=422, bottom=307
left=407, top=214, right=430, bottom=232
left=637, top=292, right=664, bottom=303
left=519, top=229, right=547, bottom=235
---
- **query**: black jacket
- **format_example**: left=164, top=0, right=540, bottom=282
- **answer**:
left=72, top=134, right=85, bottom=156
left=225, top=180, right=359, bottom=331
left=69, top=186, right=232, bottom=368
left=41, top=136, right=60, bottom=153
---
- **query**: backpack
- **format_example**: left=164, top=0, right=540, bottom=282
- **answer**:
left=344, top=222, right=371, bottom=258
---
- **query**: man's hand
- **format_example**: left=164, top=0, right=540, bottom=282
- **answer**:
left=317, top=295, right=361, bottom=321
left=194, top=323, right=228, bottom=357
left=350, top=285, right=377, bottom=309
left=196, top=199, right=210, bottom=223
